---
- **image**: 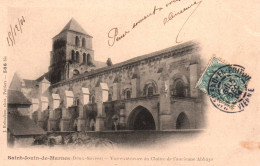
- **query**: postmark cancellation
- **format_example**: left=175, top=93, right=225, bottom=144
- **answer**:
left=196, top=57, right=253, bottom=113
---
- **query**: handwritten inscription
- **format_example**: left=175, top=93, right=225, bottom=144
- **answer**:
left=6, top=16, right=26, bottom=47
left=108, top=28, right=130, bottom=47
left=132, top=6, right=163, bottom=29
left=107, top=0, right=202, bottom=46
left=164, top=1, right=202, bottom=43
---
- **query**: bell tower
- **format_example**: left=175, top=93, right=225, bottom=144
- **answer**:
left=49, top=18, right=95, bottom=84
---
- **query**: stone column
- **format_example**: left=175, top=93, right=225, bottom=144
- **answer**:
left=48, top=93, right=60, bottom=131
left=60, top=108, right=71, bottom=131
left=159, top=80, right=172, bottom=130
left=131, top=77, right=140, bottom=98
left=159, top=114, right=174, bottom=130
left=95, top=83, right=108, bottom=131
left=37, top=97, right=48, bottom=129
left=82, top=88, right=90, bottom=105
left=119, top=108, right=126, bottom=129
left=190, top=63, right=199, bottom=98
left=112, top=82, right=120, bottom=101
left=77, top=88, right=90, bottom=131
left=31, top=98, right=39, bottom=120
left=48, top=110, right=56, bottom=131
left=95, top=104, right=105, bottom=131
left=60, top=90, right=74, bottom=131
left=39, top=77, right=50, bottom=95
left=77, top=105, right=86, bottom=131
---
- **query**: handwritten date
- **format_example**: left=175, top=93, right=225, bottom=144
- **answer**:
left=7, top=16, right=25, bottom=47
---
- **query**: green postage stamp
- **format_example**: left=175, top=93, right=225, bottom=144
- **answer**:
left=196, top=57, right=252, bottom=111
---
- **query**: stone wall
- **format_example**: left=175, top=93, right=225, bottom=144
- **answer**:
left=51, top=48, right=199, bottom=105
left=49, top=29, right=95, bottom=83
left=44, top=42, right=204, bottom=131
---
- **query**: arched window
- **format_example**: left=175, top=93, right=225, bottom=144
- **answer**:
left=76, top=51, right=79, bottom=63
left=75, top=36, right=79, bottom=46
left=87, top=54, right=92, bottom=65
left=73, top=69, right=80, bottom=76
left=143, top=80, right=157, bottom=96
left=108, top=93, right=112, bottom=101
left=176, top=81, right=185, bottom=97
left=74, top=98, right=80, bottom=106
left=76, top=98, right=80, bottom=106
left=147, top=86, right=154, bottom=96
left=82, top=38, right=86, bottom=48
left=91, top=96, right=95, bottom=104
left=83, top=53, right=87, bottom=63
left=126, top=90, right=131, bottom=99
left=71, top=50, right=75, bottom=61
left=172, top=79, right=186, bottom=97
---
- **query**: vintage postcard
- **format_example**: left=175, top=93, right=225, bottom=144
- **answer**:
left=0, top=0, right=259, bottom=165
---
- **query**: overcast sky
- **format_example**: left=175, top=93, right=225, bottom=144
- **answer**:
left=4, top=0, right=259, bottom=83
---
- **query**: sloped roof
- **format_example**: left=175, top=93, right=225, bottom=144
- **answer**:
left=40, top=77, right=50, bottom=83
left=65, top=90, right=74, bottom=97
left=22, top=79, right=38, bottom=88
left=8, top=90, right=31, bottom=105
left=100, top=83, right=109, bottom=90
left=93, top=60, right=107, bottom=68
left=52, top=94, right=60, bottom=100
left=52, top=41, right=198, bottom=87
left=82, top=88, right=90, bottom=94
left=32, top=98, right=39, bottom=104
left=60, top=18, right=91, bottom=36
left=36, top=72, right=50, bottom=82
left=8, top=113, right=46, bottom=136
left=9, top=72, right=22, bottom=91
left=40, top=97, right=48, bottom=102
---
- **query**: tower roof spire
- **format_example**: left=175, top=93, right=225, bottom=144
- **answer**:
left=59, top=18, right=91, bottom=36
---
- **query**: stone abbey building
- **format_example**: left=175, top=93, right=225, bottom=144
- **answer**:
left=9, top=18, right=205, bottom=132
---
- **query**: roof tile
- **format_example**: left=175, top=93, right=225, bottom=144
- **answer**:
left=8, top=113, right=46, bottom=136
left=60, top=18, right=91, bottom=36
left=8, top=90, right=31, bottom=105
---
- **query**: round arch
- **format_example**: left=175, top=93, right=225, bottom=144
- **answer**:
left=171, top=73, right=189, bottom=97
left=83, top=53, right=87, bottom=63
left=87, top=54, right=92, bottom=64
left=75, top=36, right=79, bottom=46
left=76, top=51, right=80, bottom=63
left=73, top=69, right=80, bottom=76
left=176, top=112, right=190, bottom=129
left=174, top=79, right=186, bottom=97
left=71, top=50, right=75, bottom=61
left=143, top=79, right=158, bottom=96
left=82, top=38, right=86, bottom=48
left=127, top=106, right=156, bottom=130
left=171, top=73, right=189, bottom=85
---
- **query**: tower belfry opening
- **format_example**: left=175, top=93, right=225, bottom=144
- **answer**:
left=49, top=18, right=97, bottom=84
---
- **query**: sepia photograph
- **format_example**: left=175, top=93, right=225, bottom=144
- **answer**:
left=0, top=0, right=259, bottom=165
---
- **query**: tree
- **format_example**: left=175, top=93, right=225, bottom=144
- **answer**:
left=106, top=58, right=113, bottom=66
